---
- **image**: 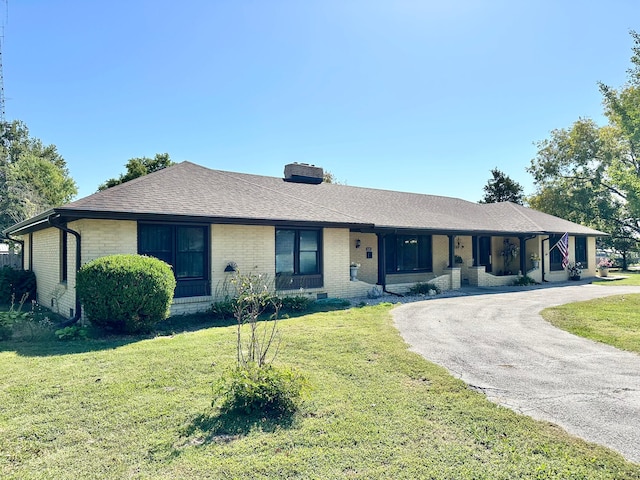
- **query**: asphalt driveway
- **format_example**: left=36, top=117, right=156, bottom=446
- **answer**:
left=392, top=283, right=640, bottom=463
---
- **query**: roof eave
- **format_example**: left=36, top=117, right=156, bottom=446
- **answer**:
left=7, top=208, right=374, bottom=233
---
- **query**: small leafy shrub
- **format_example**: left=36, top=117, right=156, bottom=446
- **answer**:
left=513, top=275, right=537, bottom=286
left=215, top=272, right=311, bottom=416
left=76, top=254, right=176, bottom=334
left=408, top=282, right=440, bottom=296
left=210, top=297, right=236, bottom=319
left=0, top=294, right=30, bottom=340
left=279, top=295, right=313, bottom=313
left=213, top=363, right=309, bottom=415
left=0, top=294, right=54, bottom=341
left=0, top=267, right=37, bottom=305
left=55, top=325, right=89, bottom=341
left=315, top=297, right=351, bottom=309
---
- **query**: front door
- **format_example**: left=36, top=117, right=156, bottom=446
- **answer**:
left=478, top=236, right=492, bottom=273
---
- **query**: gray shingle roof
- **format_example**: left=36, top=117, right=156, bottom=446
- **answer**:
left=5, top=161, right=606, bottom=236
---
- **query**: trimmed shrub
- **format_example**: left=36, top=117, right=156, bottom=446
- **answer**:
left=213, top=363, right=309, bottom=415
left=76, top=254, right=176, bottom=334
left=0, top=267, right=37, bottom=305
left=279, top=295, right=314, bottom=313
left=210, top=297, right=235, bottom=319
left=513, top=275, right=537, bottom=286
left=408, top=282, right=440, bottom=296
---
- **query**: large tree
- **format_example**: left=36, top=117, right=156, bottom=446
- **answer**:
left=98, top=153, right=174, bottom=191
left=479, top=168, right=524, bottom=204
left=528, top=31, right=640, bottom=266
left=0, top=120, right=77, bottom=232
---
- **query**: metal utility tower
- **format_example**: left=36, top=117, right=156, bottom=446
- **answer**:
left=0, top=0, right=7, bottom=124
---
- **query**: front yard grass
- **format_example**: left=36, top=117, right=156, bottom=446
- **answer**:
left=541, top=294, right=640, bottom=354
left=1, top=304, right=638, bottom=479
left=594, top=269, right=640, bottom=286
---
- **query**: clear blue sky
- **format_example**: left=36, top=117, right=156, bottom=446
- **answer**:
left=5, top=1, right=639, bottom=201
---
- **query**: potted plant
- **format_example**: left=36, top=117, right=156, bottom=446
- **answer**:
left=530, top=253, right=541, bottom=269
left=567, top=262, right=582, bottom=280
left=350, top=262, right=360, bottom=281
left=597, top=257, right=613, bottom=277
left=500, top=239, right=519, bottom=275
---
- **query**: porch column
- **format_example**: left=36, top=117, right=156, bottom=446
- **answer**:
left=448, top=235, right=455, bottom=268
left=519, top=236, right=527, bottom=275
left=472, top=236, right=478, bottom=266
left=376, top=233, right=386, bottom=287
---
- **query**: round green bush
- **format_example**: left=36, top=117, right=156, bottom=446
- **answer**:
left=76, top=254, right=176, bottom=334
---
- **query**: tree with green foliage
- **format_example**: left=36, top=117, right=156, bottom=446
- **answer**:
left=528, top=31, right=640, bottom=266
left=0, top=120, right=77, bottom=232
left=479, top=167, right=524, bottom=204
left=98, top=153, right=174, bottom=191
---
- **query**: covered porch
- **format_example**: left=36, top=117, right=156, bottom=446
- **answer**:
left=347, top=231, right=545, bottom=293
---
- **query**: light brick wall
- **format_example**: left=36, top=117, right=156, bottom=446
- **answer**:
left=23, top=221, right=602, bottom=319
left=210, top=224, right=275, bottom=299
left=320, top=228, right=352, bottom=298
left=26, top=220, right=138, bottom=319
left=432, top=235, right=449, bottom=274
left=30, top=227, right=77, bottom=317
left=23, top=235, right=31, bottom=270
left=72, top=219, right=137, bottom=263
left=349, top=232, right=378, bottom=284
left=584, top=236, right=597, bottom=277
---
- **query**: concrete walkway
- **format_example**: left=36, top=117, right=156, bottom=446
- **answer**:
left=392, top=283, right=640, bottom=463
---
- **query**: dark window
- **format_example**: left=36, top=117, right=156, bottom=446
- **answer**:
left=60, top=230, right=68, bottom=282
left=138, top=223, right=209, bottom=298
left=385, top=234, right=432, bottom=273
left=549, top=234, right=564, bottom=271
left=575, top=237, right=587, bottom=267
left=275, top=228, right=322, bottom=289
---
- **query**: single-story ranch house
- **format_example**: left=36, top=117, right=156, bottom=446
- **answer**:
left=3, top=162, right=604, bottom=319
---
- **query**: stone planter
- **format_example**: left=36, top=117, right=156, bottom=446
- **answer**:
left=532, top=260, right=540, bottom=269
left=350, top=266, right=359, bottom=281
left=599, top=267, right=609, bottom=278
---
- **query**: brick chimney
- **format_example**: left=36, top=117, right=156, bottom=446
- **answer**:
left=283, top=163, right=324, bottom=184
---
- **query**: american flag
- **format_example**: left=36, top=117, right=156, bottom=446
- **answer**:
left=555, top=232, right=569, bottom=269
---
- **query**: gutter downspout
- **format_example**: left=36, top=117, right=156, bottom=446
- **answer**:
left=376, top=231, right=404, bottom=297
left=541, top=236, right=549, bottom=282
left=48, top=214, right=82, bottom=326
left=3, top=233, right=25, bottom=270
left=519, top=235, right=537, bottom=275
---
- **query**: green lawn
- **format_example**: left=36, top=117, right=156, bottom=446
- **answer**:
left=542, top=293, right=640, bottom=355
left=594, top=269, right=640, bottom=286
left=1, top=305, right=638, bottom=479
left=541, top=270, right=640, bottom=354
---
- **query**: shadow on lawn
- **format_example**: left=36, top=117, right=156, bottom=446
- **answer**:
left=0, top=313, right=235, bottom=358
left=0, top=300, right=354, bottom=358
left=176, top=408, right=297, bottom=450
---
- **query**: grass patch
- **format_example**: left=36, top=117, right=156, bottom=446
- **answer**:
left=1, top=305, right=638, bottom=478
left=594, top=269, right=640, bottom=286
left=541, top=294, right=640, bottom=354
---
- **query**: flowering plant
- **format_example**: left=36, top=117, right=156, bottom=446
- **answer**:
left=567, top=261, right=582, bottom=277
left=500, top=239, right=519, bottom=271
left=350, top=262, right=361, bottom=268
left=597, top=258, right=613, bottom=269
left=530, top=253, right=541, bottom=261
